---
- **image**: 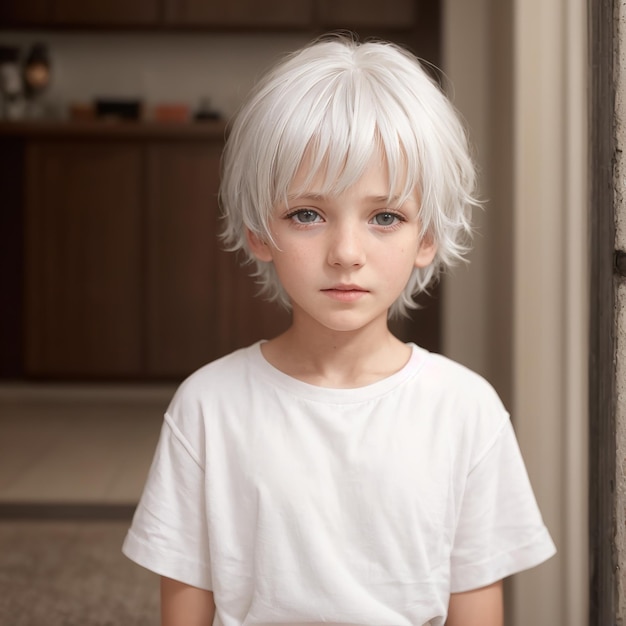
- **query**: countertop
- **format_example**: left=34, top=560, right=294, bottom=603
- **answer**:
left=0, top=119, right=228, bottom=140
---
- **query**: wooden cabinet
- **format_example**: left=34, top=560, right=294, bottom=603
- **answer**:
left=24, top=141, right=144, bottom=377
left=144, top=141, right=291, bottom=377
left=0, top=0, right=313, bottom=28
left=2, top=124, right=440, bottom=380
left=145, top=142, right=221, bottom=377
left=145, top=142, right=289, bottom=377
left=51, top=0, right=159, bottom=26
left=19, top=132, right=290, bottom=380
left=0, top=139, right=26, bottom=378
left=0, top=0, right=421, bottom=31
left=0, top=0, right=158, bottom=27
left=164, top=0, right=313, bottom=28
left=317, top=0, right=415, bottom=29
left=0, top=0, right=51, bottom=27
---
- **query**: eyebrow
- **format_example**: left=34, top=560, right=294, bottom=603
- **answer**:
left=287, top=192, right=403, bottom=203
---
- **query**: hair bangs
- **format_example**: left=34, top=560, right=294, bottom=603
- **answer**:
left=276, top=71, right=420, bottom=213
left=273, top=75, right=375, bottom=203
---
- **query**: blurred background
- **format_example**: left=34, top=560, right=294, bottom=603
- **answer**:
left=0, top=0, right=620, bottom=624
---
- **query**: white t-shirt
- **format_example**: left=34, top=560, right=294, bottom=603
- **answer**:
left=123, top=342, right=556, bottom=626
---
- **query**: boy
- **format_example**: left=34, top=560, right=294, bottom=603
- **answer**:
left=123, top=35, right=556, bottom=626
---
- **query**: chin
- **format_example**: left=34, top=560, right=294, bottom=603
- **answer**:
left=310, top=312, right=387, bottom=334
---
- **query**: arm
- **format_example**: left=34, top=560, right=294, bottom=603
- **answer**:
left=161, top=577, right=216, bottom=626
left=445, top=580, right=503, bottom=626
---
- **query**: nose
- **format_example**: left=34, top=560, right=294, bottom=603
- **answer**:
left=326, top=222, right=366, bottom=268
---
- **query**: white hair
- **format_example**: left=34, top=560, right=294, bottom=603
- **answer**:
left=219, top=34, right=478, bottom=318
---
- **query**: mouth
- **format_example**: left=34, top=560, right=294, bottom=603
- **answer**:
left=321, top=285, right=369, bottom=302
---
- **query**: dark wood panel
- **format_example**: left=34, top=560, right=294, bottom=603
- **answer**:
left=24, top=141, right=144, bottom=377
left=147, top=141, right=291, bottom=375
left=0, top=0, right=51, bottom=26
left=413, top=0, right=441, bottom=69
left=317, top=0, right=415, bottom=29
left=390, top=285, right=441, bottom=353
left=0, top=139, right=25, bottom=377
left=589, top=0, right=618, bottom=622
left=0, top=0, right=427, bottom=31
left=52, top=0, right=159, bottom=25
left=145, top=142, right=222, bottom=377
left=0, top=120, right=227, bottom=140
left=164, top=0, right=312, bottom=27
left=215, top=247, right=291, bottom=356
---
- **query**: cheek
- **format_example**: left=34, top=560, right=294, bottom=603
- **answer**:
left=272, top=236, right=318, bottom=263
left=271, top=245, right=317, bottom=283
left=382, top=246, right=417, bottom=270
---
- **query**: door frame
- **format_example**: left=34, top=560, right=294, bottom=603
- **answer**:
left=588, top=0, right=618, bottom=623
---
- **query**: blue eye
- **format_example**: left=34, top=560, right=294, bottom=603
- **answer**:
left=373, top=212, right=400, bottom=226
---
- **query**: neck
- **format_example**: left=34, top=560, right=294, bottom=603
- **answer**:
left=261, top=313, right=411, bottom=388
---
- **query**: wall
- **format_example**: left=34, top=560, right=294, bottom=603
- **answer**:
left=441, top=0, right=514, bottom=409
left=441, top=0, right=490, bottom=382
left=615, top=0, right=626, bottom=621
left=511, top=0, right=589, bottom=622
left=0, top=32, right=311, bottom=118
left=443, top=0, right=589, bottom=624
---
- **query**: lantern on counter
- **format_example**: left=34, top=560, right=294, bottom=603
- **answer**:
left=23, top=43, right=51, bottom=118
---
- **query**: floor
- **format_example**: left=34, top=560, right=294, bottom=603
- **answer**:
left=0, top=519, right=160, bottom=625
left=0, top=382, right=174, bottom=507
left=0, top=383, right=171, bottom=624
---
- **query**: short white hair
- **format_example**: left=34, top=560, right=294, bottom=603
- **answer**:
left=220, top=34, right=478, bottom=318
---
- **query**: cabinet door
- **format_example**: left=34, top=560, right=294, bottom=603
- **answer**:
left=214, top=242, right=291, bottom=359
left=0, top=139, right=25, bottom=377
left=317, top=0, right=415, bottom=29
left=24, top=141, right=144, bottom=378
left=146, top=141, right=290, bottom=378
left=52, top=0, right=159, bottom=25
left=145, top=142, right=221, bottom=377
left=164, top=0, right=312, bottom=28
left=0, top=0, right=51, bottom=26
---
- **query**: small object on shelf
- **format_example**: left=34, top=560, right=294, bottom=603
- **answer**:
left=153, top=102, right=190, bottom=123
left=69, top=102, right=96, bottom=121
left=23, top=43, right=52, bottom=119
left=23, top=43, right=50, bottom=96
left=0, top=45, right=25, bottom=120
left=194, top=97, right=221, bottom=122
left=95, top=98, right=142, bottom=121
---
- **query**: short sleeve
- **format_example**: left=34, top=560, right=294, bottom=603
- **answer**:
left=122, top=413, right=212, bottom=590
left=450, top=418, right=556, bottom=592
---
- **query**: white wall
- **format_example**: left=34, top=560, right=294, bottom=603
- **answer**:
left=512, top=0, right=588, bottom=623
left=440, top=0, right=490, bottom=380
left=0, top=31, right=311, bottom=118
left=443, top=0, right=589, bottom=624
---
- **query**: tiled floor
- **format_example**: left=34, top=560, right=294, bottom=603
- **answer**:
left=0, top=383, right=175, bottom=504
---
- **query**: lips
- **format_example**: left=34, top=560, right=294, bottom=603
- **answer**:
left=321, top=285, right=369, bottom=302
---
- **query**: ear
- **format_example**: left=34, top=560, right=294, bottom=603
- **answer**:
left=246, top=228, right=274, bottom=262
left=414, top=235, right=437, bottom=269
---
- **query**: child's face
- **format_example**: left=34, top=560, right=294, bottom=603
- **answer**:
left=247, top=153, right=436, bottom=334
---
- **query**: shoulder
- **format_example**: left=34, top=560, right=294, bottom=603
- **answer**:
left=417, top=350, right=505, bottom=412
left=163, top=342, right=261, bottom=438
left=174, top=343, right=258, bottom=401
left=410, top=349, right=510, bottom=464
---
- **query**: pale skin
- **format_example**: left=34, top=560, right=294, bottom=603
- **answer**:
left=161, top=154, right=503, bottom=625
